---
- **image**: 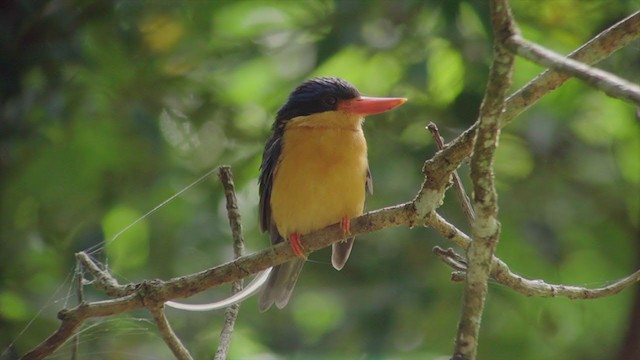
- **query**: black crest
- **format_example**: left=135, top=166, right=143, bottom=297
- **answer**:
left=275, top=77, right=360, bottom=125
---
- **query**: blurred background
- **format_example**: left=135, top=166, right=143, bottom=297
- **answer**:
left=1, top=0, right=639, bottom=359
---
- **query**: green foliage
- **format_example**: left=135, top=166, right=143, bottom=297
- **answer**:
left=0, top=292, right=28, bottom=322
left=427, top=39, right=465, bottom=107
left=103, top=206, right=150, bottom=273
left=1, top=0, right=638, bottom=358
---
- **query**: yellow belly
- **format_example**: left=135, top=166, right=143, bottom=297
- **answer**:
left=271, top=115, right=368, bottom=237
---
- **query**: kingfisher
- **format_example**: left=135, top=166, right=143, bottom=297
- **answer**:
left=258, top=77, right=406, bottom=311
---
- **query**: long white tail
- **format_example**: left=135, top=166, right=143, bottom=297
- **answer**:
left=165, top=268, right=272, bottom=311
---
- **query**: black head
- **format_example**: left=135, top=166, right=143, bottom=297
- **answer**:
left=275, top=77, right=360, bottom=126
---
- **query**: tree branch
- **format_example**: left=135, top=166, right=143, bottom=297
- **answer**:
left=149, top=306, right=193, bottom=360
left=427, top=122, right=475, bottom=225
left=505, top=35, right=640, bottom=106
left=501, top=11, right=640, bottom=127
left=453, top=0, right=515, bottom=358
left=214, top=166, right=245, bottom=360
left=427, top=212, right=640, bottom=300
left=70, top=264, right=83, bottom=360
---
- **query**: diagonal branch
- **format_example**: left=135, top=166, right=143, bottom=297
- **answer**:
left=427, top=212, right=640, bottom=300
left=149, top=306, right=193, bottom=360
left=505, top=35, right=640, bottom=106
left=501, top=11, right=640, bottom=127
left=427, top=123, right=475, bottom=225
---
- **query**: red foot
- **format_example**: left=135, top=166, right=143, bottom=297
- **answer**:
left=340, top=216, right=351, bottom=236
left=288, top=232, right=306, bottom=259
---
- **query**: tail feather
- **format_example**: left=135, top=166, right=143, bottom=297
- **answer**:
left=331, top=237, right=355, bottom=271
left=259, top=259, right=306, bottom=312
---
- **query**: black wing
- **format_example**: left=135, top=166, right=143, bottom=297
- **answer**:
left=257, top=131, right=308, bottom=311
left=258, top=133, right=283, bottom=234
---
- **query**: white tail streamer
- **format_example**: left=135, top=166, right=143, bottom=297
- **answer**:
left=165, top=268, right=271, bottom=311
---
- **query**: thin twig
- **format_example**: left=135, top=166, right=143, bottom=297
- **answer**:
left=492, top=261, right=640, bottom=299
left=415, top=124, right=477, bottom=219
left=22, top=317, right=84, bottom=360
left=451, top=272, right=466, bottom=282
left=214, top=166, right=245, bottom=360
left=425, top=212, right=472, bottom=250
left=76, top=252, right=133, bottom=297
left=426, top=212, right=640, bottom=299
left=452, top=1, right=516, bottom=359
left=149, top=306, right=193, bottom=360
left=433, top=246, right=467, bottom=272
left=70, top=264, right=83, bottom=360
left=501, top=11, right=640, bottom=127
left=506, top=35, right=640, bottom=106
left=427, top=122, right=475, bottom=225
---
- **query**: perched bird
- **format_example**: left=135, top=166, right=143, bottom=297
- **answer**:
left=164, top=77, right=406, bottom=313
left=258, top=77, right=406, bottom=311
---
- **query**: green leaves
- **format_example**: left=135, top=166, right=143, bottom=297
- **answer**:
left=103, top=207, right=150, bottom=273
left=0, top=291, right=29, bottom=321
left=292, top=290, right=345, bottom=341
left=495, top=134, right=534, bottom=181
left=427, top=40, right=465, bottom=107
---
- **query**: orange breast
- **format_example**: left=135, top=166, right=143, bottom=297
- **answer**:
left=270, top=111, right=368, bottom=237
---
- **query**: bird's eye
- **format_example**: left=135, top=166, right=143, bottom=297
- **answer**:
left=323, top=95, right=338, bottom=106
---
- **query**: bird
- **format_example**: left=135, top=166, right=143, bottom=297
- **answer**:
left=258, top=77, right=406, bottom=311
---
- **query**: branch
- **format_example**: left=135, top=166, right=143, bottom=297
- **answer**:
left=428, top=212, right=640, bottom=300
left=149, top=306, right=193, bottom=360
left=506, top=35, right=640, bottom=106
left=22, top=293, right=138, bottom=360
left=70, top=264, right=83, bottom=360
left=453, top=0, right=515, bottom=358
left=214, top=166, right=245, bottom=360
left=501, top=11, right=640, bottom=127
left=491, top=261, right=640, bottom=299
left=433, top=246, right=467, bottom=273
left=21, top=316, right=83, bottom=360
left=427, top=123, right=475, bottom=225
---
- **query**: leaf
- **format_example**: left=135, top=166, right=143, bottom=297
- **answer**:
left=0, top=291, right=29, bottom=321
left=103, top=206, right=150, bottom=273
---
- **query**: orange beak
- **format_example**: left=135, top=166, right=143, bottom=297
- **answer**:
left=338, top=96, right=407, bottom=116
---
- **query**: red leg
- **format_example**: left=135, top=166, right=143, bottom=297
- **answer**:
left=340, top=216, right=351, bottom=236
left=288, top=232, right=306, bottom=259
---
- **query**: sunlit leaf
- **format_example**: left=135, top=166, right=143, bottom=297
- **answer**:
left=0, top=291, right=29, bottom=321
left=103, top=206, right=149, bottom=273
left=292, top=290, right=345, bottom=341
left=571, top=95, right=635, bottom=145
left=616, top=136, right=640, bottom=184
left=223, top=59, right=279, bottom=105
left=495, top=134, right=534, bottom=180
left=140, top=15, right=184, bottom=53
left=211, top=0, right=331, bottom=42
left=314, top=47, right=402, bottom=94
left=427, top=39, right=465, bottom=107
